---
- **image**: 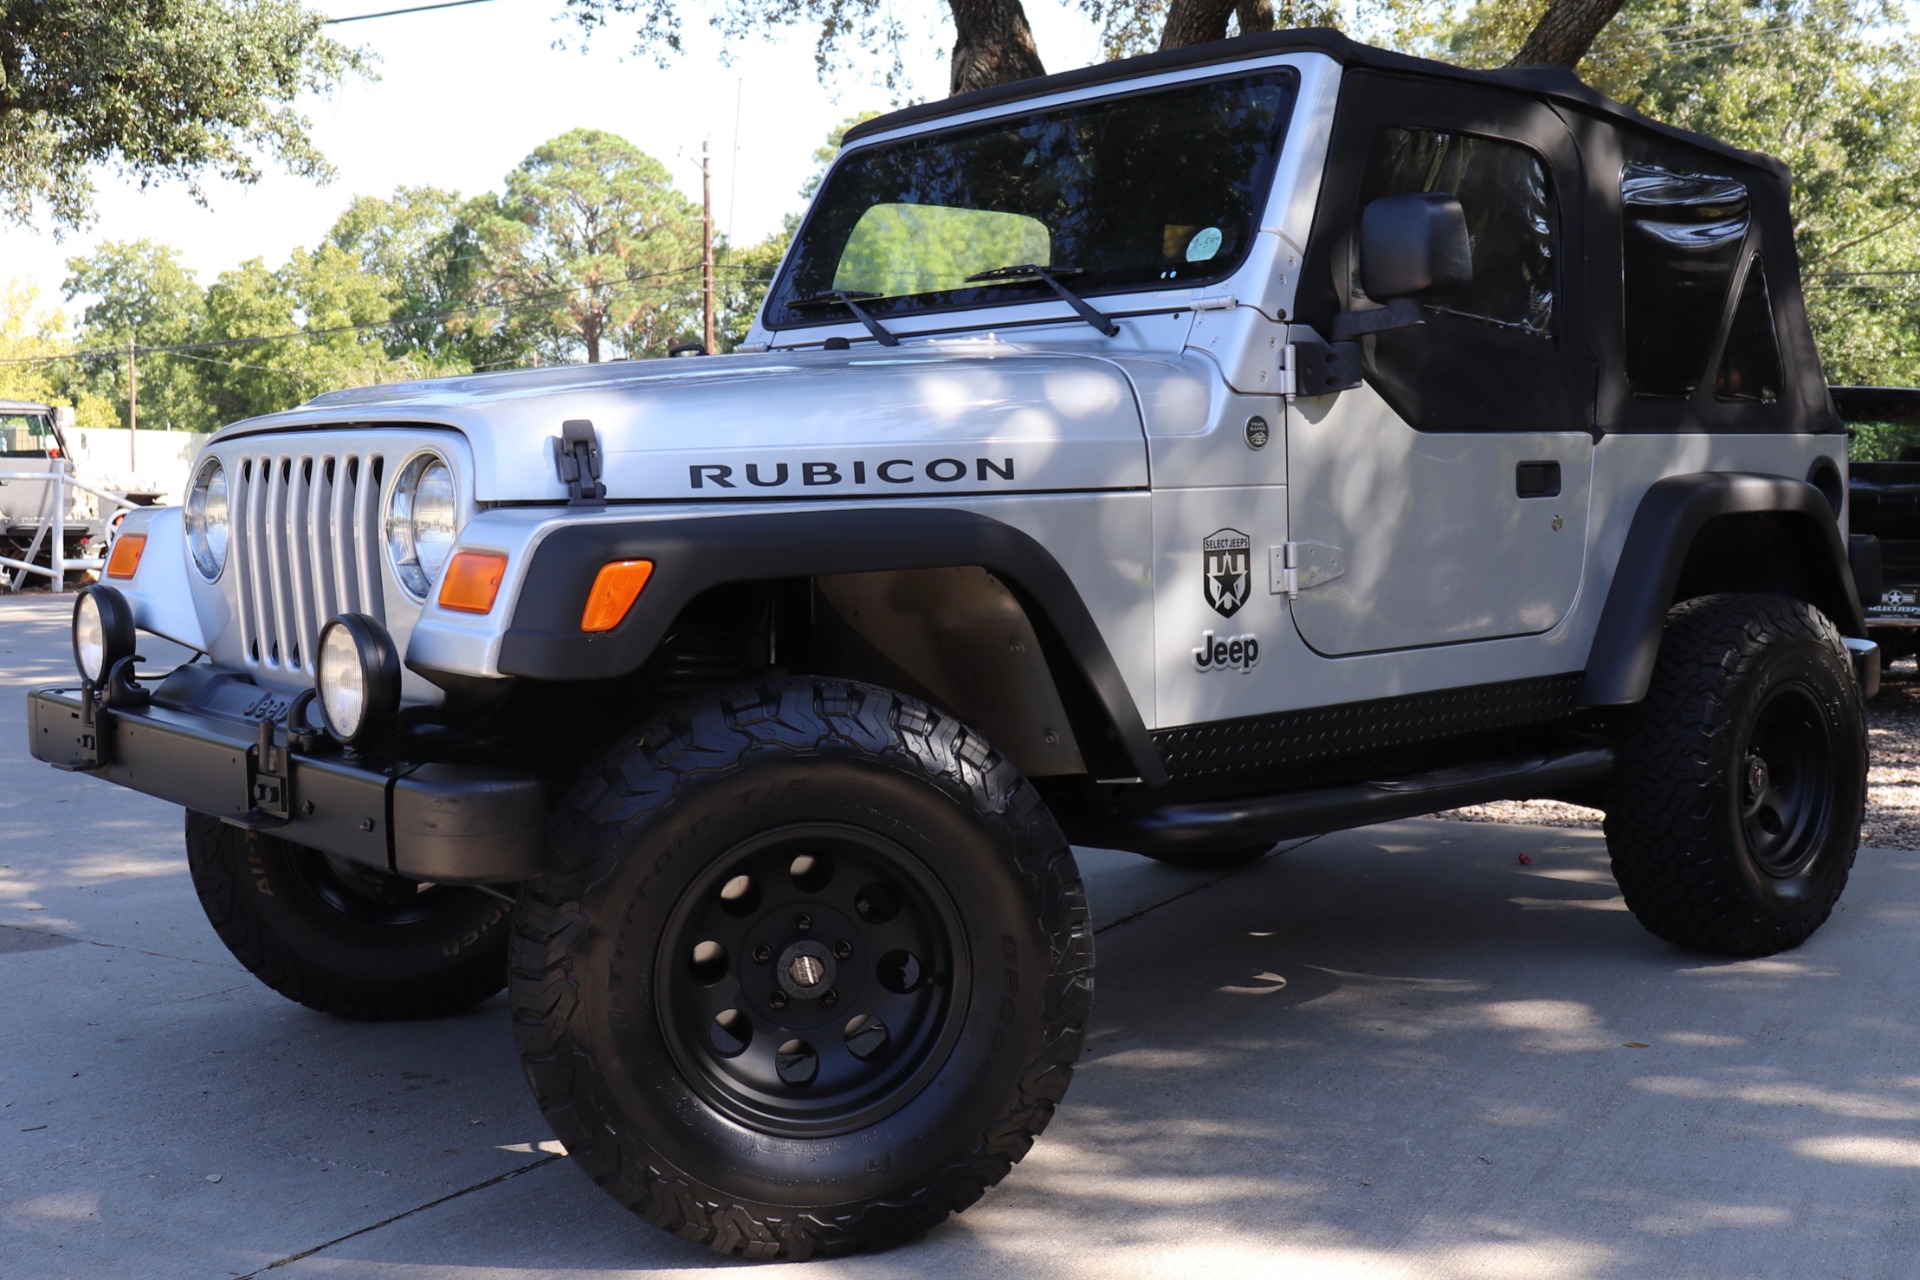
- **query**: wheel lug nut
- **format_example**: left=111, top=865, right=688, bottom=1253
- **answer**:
left=751, top=944, right=771, bottom=964
left=833, top=941, right=852, bottom=960
left=819, top=988, right=838, bottom=1008
left=768, top=991, right=788, bottom=1011
left=795, top=913, right=812, bottom=932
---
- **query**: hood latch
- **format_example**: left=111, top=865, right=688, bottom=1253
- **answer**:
left=554, top=418, right=606, bottom=506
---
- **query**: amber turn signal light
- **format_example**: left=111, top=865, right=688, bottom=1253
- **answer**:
left=581, top=559, right=654, bottom=633
left=104, top=534, right=146, bottom=580
left=437, top=552, right=509, bottom=615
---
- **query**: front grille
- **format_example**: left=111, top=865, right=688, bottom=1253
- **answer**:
left=230, top=449, right=387, bottom=675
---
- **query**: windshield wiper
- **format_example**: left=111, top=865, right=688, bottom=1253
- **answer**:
left=962, top=264, right=1119, bottom=337
left=786, top=290, right=901, bottom=347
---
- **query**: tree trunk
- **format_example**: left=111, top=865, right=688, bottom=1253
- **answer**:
left=1160, top=0, right=1275, bottom=48
left=948, top=0, right=1046, bottom=95
left=1508, top=0, right=1626, bottom=68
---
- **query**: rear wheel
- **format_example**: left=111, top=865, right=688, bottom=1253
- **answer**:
left=186, top=812, right=510, bottom=1019
left=1604, top=594, right=1867, bottom=956
left=511, top=677, right=1092, bottom=1258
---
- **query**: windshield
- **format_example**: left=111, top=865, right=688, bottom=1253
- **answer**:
left=765, top=69, right=1299, bottom=331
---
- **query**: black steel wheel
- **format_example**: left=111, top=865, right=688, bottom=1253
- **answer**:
left=1605, top=593, right=1867, bottom=956
left=185, top=812, right=510, bottom=1019
left=657, top=825, right=969, bottom=1138
left=511, top=677, right=1092, bottom=1259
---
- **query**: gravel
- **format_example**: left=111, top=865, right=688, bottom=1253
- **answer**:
left=1439, top=662, right=1920, bottom=849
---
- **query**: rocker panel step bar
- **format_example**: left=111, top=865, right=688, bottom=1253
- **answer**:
left=1057, top=744, right=1615, bottom=856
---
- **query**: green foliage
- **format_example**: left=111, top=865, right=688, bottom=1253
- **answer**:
left=466, top=129, right=706, bottom=364
left=0, top=1, right=366, bottom=229
left=63, top=241, right=218, bottom=431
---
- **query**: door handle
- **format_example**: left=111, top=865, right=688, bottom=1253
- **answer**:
left=1516, top=461, right=1561, bottom=498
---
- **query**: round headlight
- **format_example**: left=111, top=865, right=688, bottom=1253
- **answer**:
left=184, top=457, right=228, bottom=581
left=73, top=586, right=134, bottom=685
left=316, top=614, right=400, bottom=745
left=385, top=453, right=459, bottom=599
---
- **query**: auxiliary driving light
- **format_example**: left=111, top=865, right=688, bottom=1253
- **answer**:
left=315, top=613, right=401, bottom=746
left=73, top=586, right=135, bottom=686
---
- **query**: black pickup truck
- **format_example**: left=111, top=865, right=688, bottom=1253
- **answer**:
left=1838, top=386, right=1920, bottom=661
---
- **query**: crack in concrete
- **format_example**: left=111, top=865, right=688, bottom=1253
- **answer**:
left=1091, top=834, right=1322, bottom=937
left=235, top=1154, right=565, bottom=1278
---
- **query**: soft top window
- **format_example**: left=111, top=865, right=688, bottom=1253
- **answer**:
left=1354, top=126, right=1557, bottom=337
left=765, top=70, right=1298, bottom=329
left=1621, top=164, right=1753, bottom=398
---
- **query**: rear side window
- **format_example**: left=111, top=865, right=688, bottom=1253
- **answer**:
left=1714, top=255, right=1784, bottom=403
left=1622, top=164, right=1777, bottom=399
left=1355, top=126, right=1556, bottom=336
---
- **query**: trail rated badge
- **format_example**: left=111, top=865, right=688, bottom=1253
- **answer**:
left=1203, top=528, right=1252, bottom=618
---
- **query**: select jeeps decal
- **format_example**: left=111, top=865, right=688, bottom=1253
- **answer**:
left=1203, top=528, right=1252, bottom=618
left=1193, top=629, right=1260, bottom=673
left=689, top=456, right=1015, bottom=490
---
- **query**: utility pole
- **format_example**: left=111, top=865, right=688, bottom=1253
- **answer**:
left=126, top=338, right=137, bottom=471
left=702, top=140, right=716, bottom=356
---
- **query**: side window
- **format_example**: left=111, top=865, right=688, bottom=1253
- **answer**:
left=1621, top=164, right=1752, bottom=398
left=1714, top=255, right=1783, bottom=403
left=1355, top=126, right=1556, bottom=337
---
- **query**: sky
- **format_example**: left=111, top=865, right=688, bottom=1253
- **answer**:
left=0, top=0, right=1104, bottom=326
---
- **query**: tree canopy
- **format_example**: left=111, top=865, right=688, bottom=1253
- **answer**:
left=0, top=1, right=365, bottom=230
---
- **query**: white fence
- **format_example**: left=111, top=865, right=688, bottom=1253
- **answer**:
left=0, top=461, right=141, bottom=592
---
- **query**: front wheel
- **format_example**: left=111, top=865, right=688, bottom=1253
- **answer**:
left=186, top=813, right=510, bottom=1018
left=1604, top=593, right=1867, bottom=957
left=511, top=678, right=1092, bottom=1258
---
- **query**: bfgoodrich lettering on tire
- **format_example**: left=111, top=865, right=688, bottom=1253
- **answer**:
left=509, top=677, right=1093, bottom=1259
left=1604, top=593, right=1867, bottom=957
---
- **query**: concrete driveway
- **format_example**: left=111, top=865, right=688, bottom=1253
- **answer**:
left=2, top=593, right=1917, bottom=1279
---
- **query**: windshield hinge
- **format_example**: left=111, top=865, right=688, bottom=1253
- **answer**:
left=554, top=419, right=606, bottom=506
left=1272, top=541, right=1346, bottom=599
left=1191, top=295, right=1239, bottom=312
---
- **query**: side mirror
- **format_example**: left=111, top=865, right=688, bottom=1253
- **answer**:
left=1358, top=192, right=1472, bottom=300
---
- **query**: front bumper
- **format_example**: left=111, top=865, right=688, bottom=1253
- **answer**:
left=28, top=667, right=546, bottom=883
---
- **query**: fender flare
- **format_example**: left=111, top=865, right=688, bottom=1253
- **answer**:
left=494, top=506, right=1167, bottom=785
left=1579, top=472, right=1866, bottom=707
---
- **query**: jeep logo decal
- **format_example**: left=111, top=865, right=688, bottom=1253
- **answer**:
left=1203, top=528, right=1252, bottom=618
left=689, top=457, right=1016, bottom=490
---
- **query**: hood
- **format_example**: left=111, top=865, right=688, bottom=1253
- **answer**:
left=222, top=341, right=1150, bottom=503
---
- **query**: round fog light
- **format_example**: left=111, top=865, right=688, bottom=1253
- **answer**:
left=73, top=586, right=134, bottom=685
left=316, top=613, right=400, bottom=745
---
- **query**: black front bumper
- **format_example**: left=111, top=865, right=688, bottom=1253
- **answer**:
left=28, top=668, right=546, bottom=883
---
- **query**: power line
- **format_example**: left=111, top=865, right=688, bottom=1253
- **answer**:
left=326, top=0, right=507, bottom=24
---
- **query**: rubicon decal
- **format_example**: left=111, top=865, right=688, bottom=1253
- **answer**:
left=1193, top=629, right=1260, bottom=673
left=689, top=457, right=1016, bottom=490
left=1203, top=528, right=1252, bottom=617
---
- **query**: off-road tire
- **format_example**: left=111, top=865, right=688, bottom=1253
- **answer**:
left=1604, top=593, right=1867, bottom=957
left=509, top=677, right=1093, bottom=1259
left=186, top=812, right=510, bottom=1019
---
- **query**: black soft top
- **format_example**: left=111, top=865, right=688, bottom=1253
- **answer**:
left=845, top=28, right=1788, bottom=185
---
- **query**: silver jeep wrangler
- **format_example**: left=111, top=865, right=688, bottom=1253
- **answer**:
left=31, top=29, right=1878, bottom=1259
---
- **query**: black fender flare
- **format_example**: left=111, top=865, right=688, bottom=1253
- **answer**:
left=493, top=506, right=1167, bottom=785
left=1579, top=472, right=1867, bottom=707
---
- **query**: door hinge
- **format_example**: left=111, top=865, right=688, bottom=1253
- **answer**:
left=1271, top=541, right=1346, bottom=598
left=553, top=418, right=607, bottom=506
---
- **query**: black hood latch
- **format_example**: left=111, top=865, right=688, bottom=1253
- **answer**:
left=554, top=418, right=607, bottom=506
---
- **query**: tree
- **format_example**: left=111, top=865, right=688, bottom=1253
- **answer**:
left=563, top=0, right=1622, bottom=98
left=64, top=241, right=218, bottom=432
left=326, top=186, right=474, bottom=363
left=0, top=2, right=365, bottom=230
left=465, top=129, right=705, bottom=364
